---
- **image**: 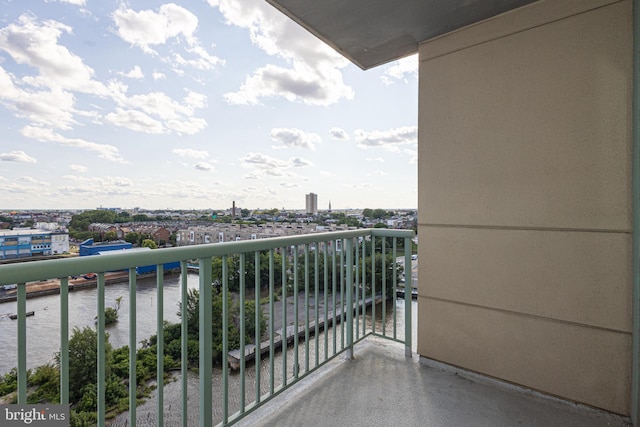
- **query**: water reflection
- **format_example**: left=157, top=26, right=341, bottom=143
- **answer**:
left=0, top=273, right=201, bottom=374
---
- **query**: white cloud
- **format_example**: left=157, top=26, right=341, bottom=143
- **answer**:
left=113, top=4, right=223, bottom=70
left=172, top=148, right=210, bottom=159
left=366, top=157, right=385, bottom=162
left=355, top=126, right=417, bottom=152
left=109, top=89, right=208, bottom=135
left=330, top=127, right=349, bottom=141
left=225, top=63, right=352, bottom=107
left=1, top=182, right=53, bottom=194
left=290, top=157, right=312, bottom=167
left=166, top=117, right=208, bottom=135
left=280, top=182, right=298, bottom=188
left=0, top=66, right=78, bottom=130
left=404, top=148, right=417, bottom=164
left=117, top=91, right=198, bottom=120
left=214, top=0, right=353, bottom=106
left=241, top=152, right=312, bottom=178
left=121, top=65, right=144, bottom=79
left=173, top=46, right=223, bottom=70
left=0, top=150, right=37, bottom=163
left=0, top=14, right=108, bottom=95
left=152, top=72, right=166, bottom=80
left=194, top=162, right=214, bottom=171
left=55, top=0, right=87, bottom=5
left=381, top=55, right=418, bottom=85
left=270, top=128, right=320, bottom=150
left=70, top=164, right=88, bottom=172
left=104, top=108, right=164, bottom=134
left=19, top=175, right=49, bottom=186
left=21, top=125, right=126, bottom=162
left=370, top=170, right=389, bottom=176
left=57, top=175, right=135, bottom=197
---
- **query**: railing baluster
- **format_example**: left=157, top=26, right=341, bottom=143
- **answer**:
left=314, top=245, right=319, bottom=367
left=404, top=236, right=413, bottom=357
left=97, top=272, right=106, bottom=427
left=129, top=268, right=137, bottom=427
left=17, top=282, right=26, bottom=405
left=393, top=238, right=397, bottom=340
left=254, top=251, right=261, bottom=403
left=345, top=238, right=354, bottom=358
left=59, top=276, right=69, bottom=405
left=281, top=249, right=287, bottom=386
left=340, top=241, right=345, bottom=350
left=382, top=237, right=387, bottom=337
left=293, top=246, right=299, bottom=379
left=222, top=256, right=229, bottom=424
left=371, top=236, right=376, bottom=334
left=281, top=248, right=289, bottom=387
left=269, top=249, right=275, bottom=395
left=323, top=242, right=328, bottom=361
left=355, top=239, right=360, bottom=341
left=362, top=238, right=367, bottom=336
left=180, top=261, right=188, bottom=427
left=156, top=264, right=164, bottom=427
left=332, top=241, right=337, bottom=355
left=239, top=253, right=246, bottom=413
left=199, top=256, right=213, bottom=427
left=304, top=244, right=310, bottom=373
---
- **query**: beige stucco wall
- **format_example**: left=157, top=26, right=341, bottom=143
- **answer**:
left=417, top=0, right=632, bottom=415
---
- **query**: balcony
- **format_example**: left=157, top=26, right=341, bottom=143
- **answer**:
left=0, top=229, right=412, bottom=426
left=0, top=228, right=629, bottom=426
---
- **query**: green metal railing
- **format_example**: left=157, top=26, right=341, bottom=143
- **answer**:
left=0, top=228, right=414, bottom=426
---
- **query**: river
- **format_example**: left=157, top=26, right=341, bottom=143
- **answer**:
left=0, top=273, right=201, bottom=375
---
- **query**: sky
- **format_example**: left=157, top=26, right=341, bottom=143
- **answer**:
left=0, top=0, right=418, bottom=211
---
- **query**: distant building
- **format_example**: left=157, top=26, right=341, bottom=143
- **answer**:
left=79, top=238, right=131, bottom=257
left=0, top=229, right=68, bottom=259
left=306, top=192, right=318, bottom=215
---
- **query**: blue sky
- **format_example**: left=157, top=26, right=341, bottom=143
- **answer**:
left=0, top=0, right=418, bottom=211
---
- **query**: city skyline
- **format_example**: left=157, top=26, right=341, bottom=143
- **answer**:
left=0, top=0, right=418, bottom=210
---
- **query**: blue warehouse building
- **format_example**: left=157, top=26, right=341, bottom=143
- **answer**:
left=79, top=238, right=132, bottom=257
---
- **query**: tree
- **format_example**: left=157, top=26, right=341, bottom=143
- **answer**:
left=58, top=327, right=113, bottom=404
left=141, top=239, right=158, bottom=249
left=100, top=296, right=122, bottom=326
left=69, top=210, right=117, bottom=235
left=177, top=287, right=266, bottom=363
left=115, top=211, right=130, bottom=223
left=371, top=208, right=390, bottom=219
left=124, top=232, right=141, bottom=245
left=212, top=252, right=283, bottom=292
left=103, top=231, right=118, bottom=241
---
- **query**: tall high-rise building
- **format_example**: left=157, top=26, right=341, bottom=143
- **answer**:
left=305, top=192, right=318, bottom=215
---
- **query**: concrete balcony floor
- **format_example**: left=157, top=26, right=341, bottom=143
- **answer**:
left=239, top=337, right=630, bottom=427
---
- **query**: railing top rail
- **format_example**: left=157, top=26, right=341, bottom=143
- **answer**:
left=0, top=228, right=414, bottom=285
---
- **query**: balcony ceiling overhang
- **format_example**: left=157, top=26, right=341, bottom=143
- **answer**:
left=266, top=0, right=538, bottom=70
